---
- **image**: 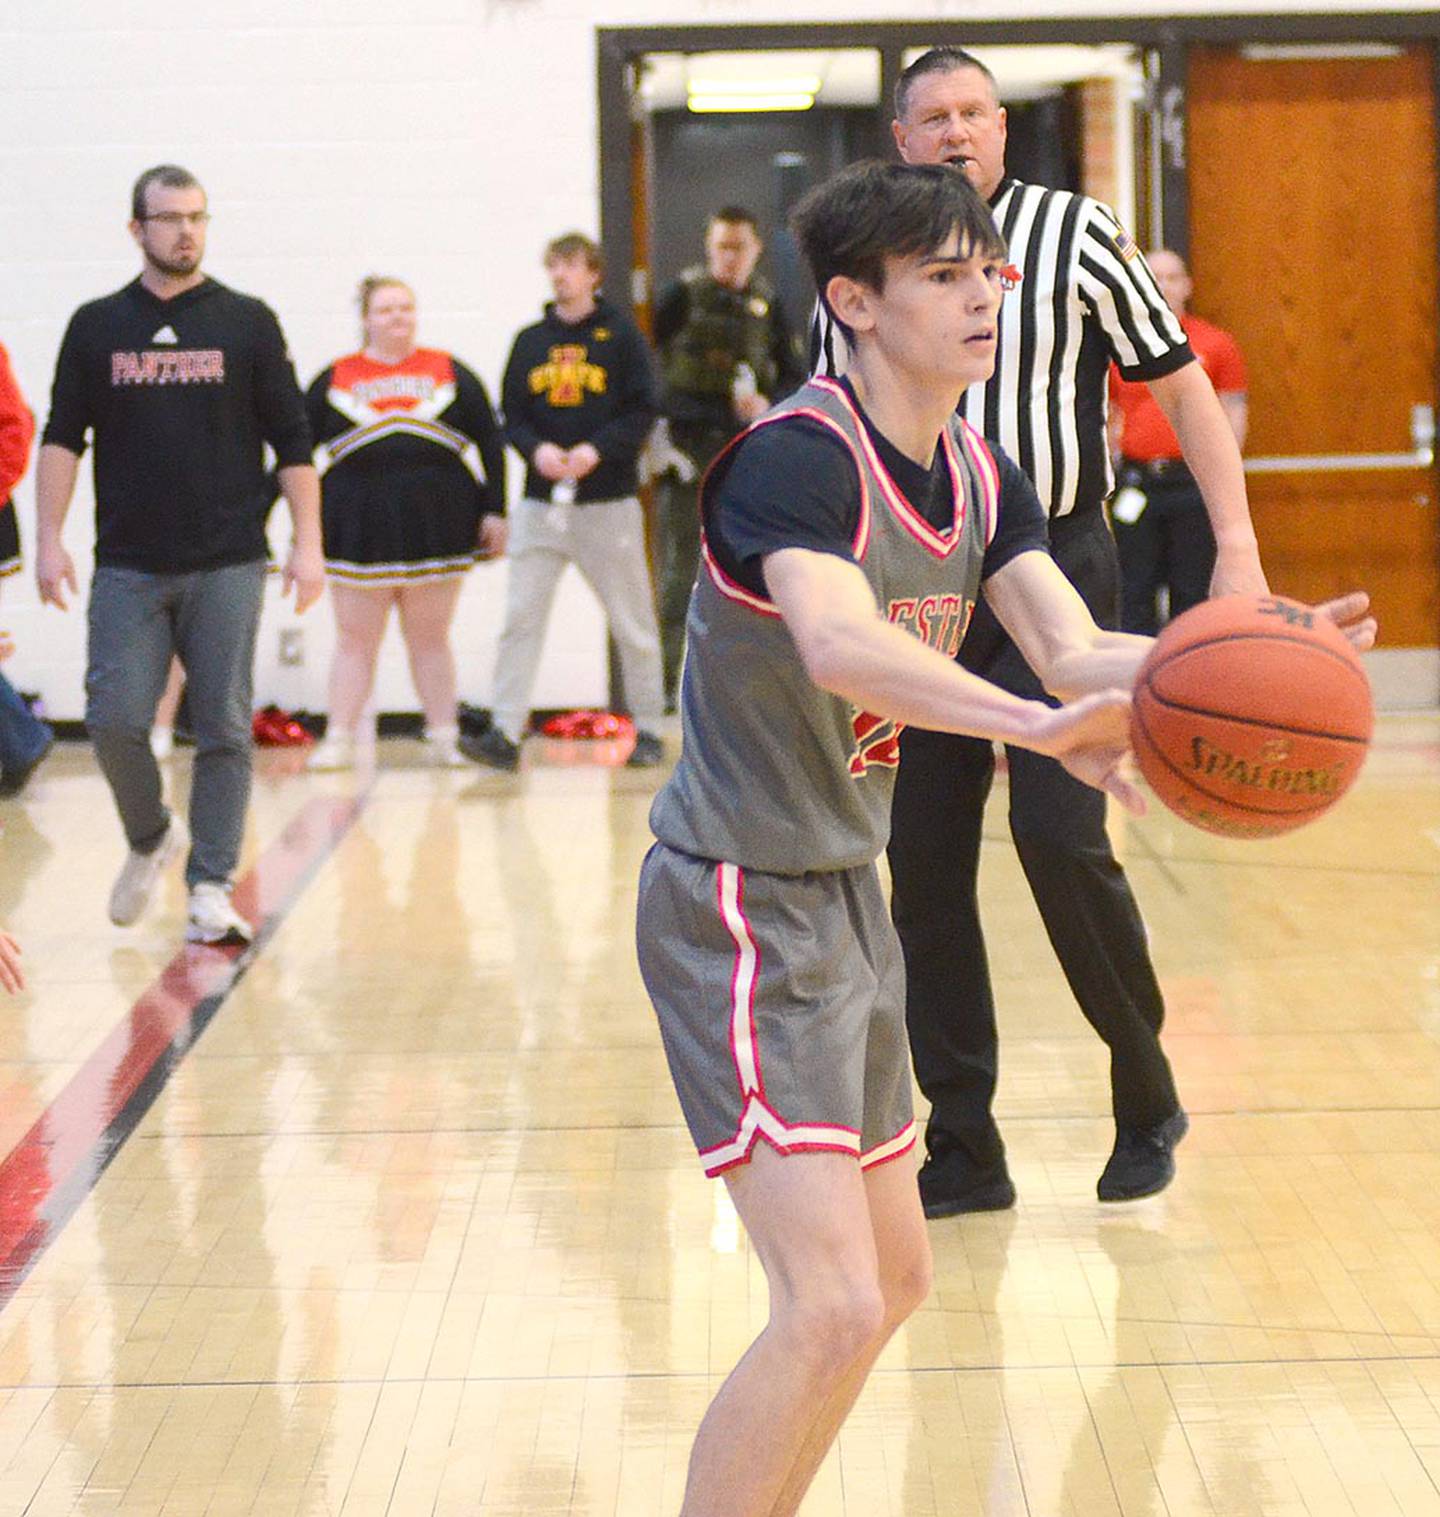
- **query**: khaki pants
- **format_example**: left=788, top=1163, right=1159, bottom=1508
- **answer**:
left=490, top=496, right=664, bottom=741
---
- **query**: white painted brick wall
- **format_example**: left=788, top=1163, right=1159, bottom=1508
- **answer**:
left=0, top=0, right=1430, bottom=714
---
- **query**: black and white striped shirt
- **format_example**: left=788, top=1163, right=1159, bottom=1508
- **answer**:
left=810, top=177, right=1193, bottom=519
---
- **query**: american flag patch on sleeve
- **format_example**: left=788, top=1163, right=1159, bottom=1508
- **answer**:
left=1112, top=226, right=1140, bottom=261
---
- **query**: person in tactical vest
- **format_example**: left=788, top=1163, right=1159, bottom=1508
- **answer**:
left=652, top=206, right=805, bottom=708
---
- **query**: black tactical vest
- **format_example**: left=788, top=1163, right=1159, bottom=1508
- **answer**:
left=660, top=267, right=780, bottom=403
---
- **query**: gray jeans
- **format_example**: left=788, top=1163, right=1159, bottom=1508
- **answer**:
left=86, top=560, right=266, bottom=889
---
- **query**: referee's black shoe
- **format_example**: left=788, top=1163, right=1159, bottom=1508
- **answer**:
left=459, top=726, right=520, bottom=772
left=1097, top=1108, right=1189, bottom=1202
left=918, top=1150, right=1017, bottom=1218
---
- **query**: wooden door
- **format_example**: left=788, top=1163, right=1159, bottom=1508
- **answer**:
left=1186, top=45, right=1438, bottom=650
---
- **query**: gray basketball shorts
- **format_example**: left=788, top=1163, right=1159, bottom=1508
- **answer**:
left=636, top=843, right=916, bottom=1178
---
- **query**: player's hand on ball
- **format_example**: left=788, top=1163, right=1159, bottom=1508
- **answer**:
left=1032, top=690, right=1146, bottom=816
left=1315, top=591, right=1377, bottom=653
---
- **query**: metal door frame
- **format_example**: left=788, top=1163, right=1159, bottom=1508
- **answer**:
left=598, top=11, right=1440, bottom=304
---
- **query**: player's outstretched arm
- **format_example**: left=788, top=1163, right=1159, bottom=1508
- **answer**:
left=983, top=548, right=1152, bottom=700
left=764, top=546, right=1039, bottom=738
left=1026, top=694, right=1146, bottom=813
left=763, top=546, right=1141, bottom=810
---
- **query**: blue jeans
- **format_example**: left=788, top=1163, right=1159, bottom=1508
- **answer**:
left=0, top=670, right=51, bottom=785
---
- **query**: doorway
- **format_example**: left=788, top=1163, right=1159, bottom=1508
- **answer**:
left=631, top=43, right=1144, bottom=341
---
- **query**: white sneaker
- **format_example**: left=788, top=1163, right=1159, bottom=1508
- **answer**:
left=109, top=815, right=187, bottom=926
left=185, top=882, right=254, bottom=945
left=150, top=726, right=174, bottom=760
left=307, top=734, right=356, bottom=771
left=422, top=728, right=470, bottom=768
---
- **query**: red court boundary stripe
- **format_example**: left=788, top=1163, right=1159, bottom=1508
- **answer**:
left=0, top=792, right=369, bottom=1312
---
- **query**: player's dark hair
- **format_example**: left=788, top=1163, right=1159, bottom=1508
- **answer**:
left=708, top=206, right=760, bottom=235
left=894, top=47, right=998, bottom=120
left=544, top=232, right=604, bottom=277
left=792, top=160, right=1005, bottom=342
left=131, top=164, right=204, bottom=222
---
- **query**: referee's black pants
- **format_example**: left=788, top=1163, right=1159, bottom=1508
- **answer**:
left=1112, top=459, right=1217, bottom=636
left=888, top=507, right=1179, bottom=1179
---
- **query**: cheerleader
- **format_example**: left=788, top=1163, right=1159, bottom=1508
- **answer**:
left=306, top=278, right=506, bottom=768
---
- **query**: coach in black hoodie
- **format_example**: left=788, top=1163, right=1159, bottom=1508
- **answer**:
left=463, top=232, right=664, bottom=772
left=35, top=164, right=322, bottom=945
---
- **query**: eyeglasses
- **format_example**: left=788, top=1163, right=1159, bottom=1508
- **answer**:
left=142, top=212, right=211, bottom=228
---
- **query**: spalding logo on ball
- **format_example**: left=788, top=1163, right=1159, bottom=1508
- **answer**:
left=1130, top=594, right=1374, bottom=839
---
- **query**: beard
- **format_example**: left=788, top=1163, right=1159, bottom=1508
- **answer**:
left=147, top=245, right=202, bottom=277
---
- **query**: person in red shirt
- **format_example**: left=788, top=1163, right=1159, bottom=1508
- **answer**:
left=1108, top=249, right=1248, bottom=633
left=0, top=342, right=54, bottom=795
left=0, top=342, right=34, bottom=584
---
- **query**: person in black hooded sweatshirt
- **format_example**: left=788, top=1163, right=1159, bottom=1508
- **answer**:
left=34, top=164, right=323, bottom=946
left=463, top=232, right=665, bottom=772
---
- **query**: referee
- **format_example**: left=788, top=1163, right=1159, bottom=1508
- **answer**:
left=814, top=47, right=1267, bottom=1211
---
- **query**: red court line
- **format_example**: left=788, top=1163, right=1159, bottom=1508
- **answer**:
left=0, top=793, right=367, bottom=1309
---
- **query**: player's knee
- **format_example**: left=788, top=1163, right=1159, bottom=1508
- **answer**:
left=781, top=1281, right=887, bottom=1374
left=881, top=1243, right=933, bottom=1326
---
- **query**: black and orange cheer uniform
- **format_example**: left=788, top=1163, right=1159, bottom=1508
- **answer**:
left=305, top=348, right=505, bottom=585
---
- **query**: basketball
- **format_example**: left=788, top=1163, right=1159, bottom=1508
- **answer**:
left=1130, top=594, right=1374, bottom=839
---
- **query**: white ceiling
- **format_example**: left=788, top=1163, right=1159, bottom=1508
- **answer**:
left=639, top=44, right=1142, bottom=112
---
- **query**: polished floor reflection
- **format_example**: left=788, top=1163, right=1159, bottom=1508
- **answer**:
left=0, top=718, right=1437, bottom=1515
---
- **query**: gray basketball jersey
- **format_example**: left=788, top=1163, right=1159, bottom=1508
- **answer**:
left=650, top=376, right=998, bottom=875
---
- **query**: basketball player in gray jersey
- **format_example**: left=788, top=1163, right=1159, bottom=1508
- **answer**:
left=636, top=160, right=1374, bottom=1517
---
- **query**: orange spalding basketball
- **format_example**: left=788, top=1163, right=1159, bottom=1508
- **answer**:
left=1130, top=594, right=1374, bottom=839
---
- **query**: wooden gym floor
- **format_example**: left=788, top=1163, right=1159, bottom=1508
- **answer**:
left=0, top=714, right=1437, bottom=1515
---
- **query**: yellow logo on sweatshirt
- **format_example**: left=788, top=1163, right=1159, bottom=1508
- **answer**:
left=529, top=344, right=608, bottom=407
